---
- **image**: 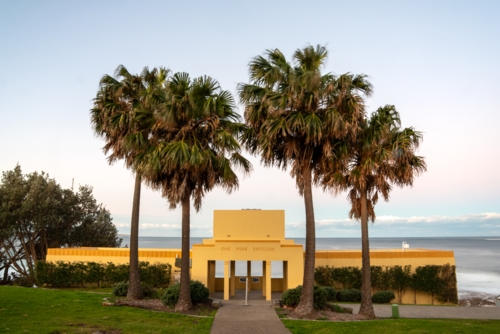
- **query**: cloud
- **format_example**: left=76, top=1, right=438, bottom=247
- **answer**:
left=288, top=212, right=500, bottom=230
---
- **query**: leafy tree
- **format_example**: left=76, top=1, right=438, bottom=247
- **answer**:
left=91, top=65, right=169, bottom=300
left=0, top=165, right=120, bottom=284
left=238, top=45, right=371, bottom=316
left=389, top=265, right=412, bottom=303
left=136, top=73, right=251, bottom=311
left=323, top=105, right=426, bottom=317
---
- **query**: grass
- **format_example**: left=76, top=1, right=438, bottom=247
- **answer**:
left=0, top=286, right=213, bottom=334
left=282, top=318, right=500, bottom=334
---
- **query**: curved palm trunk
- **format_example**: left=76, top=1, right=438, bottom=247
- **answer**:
left=359, top=188, right=375, bottom=318
left=175, top=190, right=193, bottom=311
left=127, top=172, right=143, bottom=300
left=295, top=166, right=316, bottom=317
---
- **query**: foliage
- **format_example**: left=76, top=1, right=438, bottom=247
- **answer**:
left=0, top=165, right=121, bottom=283
left=161, top=281, right=210, bottom=307
left=113, top=281, right=129, bottom=297
left=436, top=264, right=458, bottom=304
left=239, top=44, right=372, bottom=316
left=328, top=303, right=345, bottom=313
left=281, top=286, right=330, bottom=310
left=313, top=285, right=328, bottom=310
left=372, top=291, right=395, bottom=304
left=189, top=280, right=210, bottom=304
left=0, top=285, right=214, bottom=333
left=315, top=264, right=457, bottom=304
left=322, top=286, right=336, bottom=302
left=337, top=289, right=362, bottom=302
left=281, top=285, right=303, bottom=308
left=36, top=261, right=171, bottom=288
left=390, top=265, right=412, bottom=303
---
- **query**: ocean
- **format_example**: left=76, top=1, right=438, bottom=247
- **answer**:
left=121, top=236, right=500, bottom=297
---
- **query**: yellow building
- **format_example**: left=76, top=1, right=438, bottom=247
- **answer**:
left=46, top=209, right=456, bottom=304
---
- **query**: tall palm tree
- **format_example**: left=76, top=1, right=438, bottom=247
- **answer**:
left=238, top=45, right=372, bottom=316
left=136, top=73, right=251, bottom=311
left=91, top=65, right=169, bottom=300
left=323, top=105, right=426, bottom=318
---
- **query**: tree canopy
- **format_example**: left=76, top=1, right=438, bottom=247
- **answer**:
left=0, top=165, right=121, bottom=284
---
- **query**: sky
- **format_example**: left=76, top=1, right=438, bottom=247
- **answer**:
left=1, top=0, right=499, bottom=238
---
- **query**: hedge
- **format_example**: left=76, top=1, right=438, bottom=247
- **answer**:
left=36, top=261, right=171, bottom=288
left=315, top=264, right=457, bottom=305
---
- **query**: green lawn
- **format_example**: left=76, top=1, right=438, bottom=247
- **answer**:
left=283, top=318, right=500, bottom=334
left=0, top=286, right=213, bottom=334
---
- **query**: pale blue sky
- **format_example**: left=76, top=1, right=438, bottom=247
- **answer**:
left=1, top=1, right=499, bottom=238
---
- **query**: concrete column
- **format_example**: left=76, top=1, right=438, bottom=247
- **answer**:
left=230, top=261, right=236, bottom=297
left=247, top=261, right=252, bottom=292
left=207, top=261, right=216, bottom=293
left=224, top=260, right=229, bottom=300
left=282, top=261, right=288, bottom=292
left=266, top=261, right=272, bottom=301
left=262, top=261, right=266, bottom=297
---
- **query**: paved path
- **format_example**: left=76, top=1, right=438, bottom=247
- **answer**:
left=339, top=303, right=500, bottom=319
left=210, top=300, right=291, bottom=334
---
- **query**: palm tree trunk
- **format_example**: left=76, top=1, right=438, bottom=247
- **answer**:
left=359, top=188, right=375, bottom=318
left=127, top=172, right=143, bottom=300
left=295, top=166, right=315, bottom=317
left=175, top=189, right=193, bottom=311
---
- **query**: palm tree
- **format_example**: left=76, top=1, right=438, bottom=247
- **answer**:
left=238, top=45, right=372, bottom=316
left=91, top=65, right=169, bottom=300
left=136, top=73, right=251, bottom=311
left=323, top=105, right=426, bottom=318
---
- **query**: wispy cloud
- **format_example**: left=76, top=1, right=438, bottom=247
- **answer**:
left=288, top=212, right=500, bottom=229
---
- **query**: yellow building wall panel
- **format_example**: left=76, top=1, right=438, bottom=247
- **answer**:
left=213, top=210, right=285, bottom=240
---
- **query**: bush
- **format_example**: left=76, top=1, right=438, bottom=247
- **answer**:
left=113, top=281, right=157, bottom=298
left=281, top=285, right=302, bottom=307
left=372, top=290, right=395, bottom=304
left=313, top=286, right=328, bottom=310
left=160, top=281, right=209, bottom=307
left=113, top=282, right=129, bottom=297
left=337, top=289, right=361, bottom=302
left=328, top=303, right=344, bottom=313
left=190, top=280, right=209, bottom=304
left=281, top=286, right=330, bottom=310
left=322, top=286, right=336, bottom=302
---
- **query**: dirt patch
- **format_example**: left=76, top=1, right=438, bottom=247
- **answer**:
left=277, top=305, right=371, bottom=321
left=114, top=298, right=217, bottom=316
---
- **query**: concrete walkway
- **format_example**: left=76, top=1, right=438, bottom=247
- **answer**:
left=210, top=300, right=291, bottom=334
left=339, top=303, right=500, bottom=319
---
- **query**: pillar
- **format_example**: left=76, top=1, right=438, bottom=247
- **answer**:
left=224, top=260, right=230, bottom=300
left=282, top=261, right=288, bottom=292
left=230, top=261, right=236, bottom=297
left=247, top=261, right=252, bottom=292
left=262, top=261, right=266, bottom=297
left=207, top=261, right=216, bottom=293
left=266, top=261, right=272, bottom=301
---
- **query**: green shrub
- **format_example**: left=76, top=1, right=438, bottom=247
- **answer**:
left=328, top=303, right=344, bottom=313
left=160, top=281, right=209, bottom=307
left=113, top=282, right=129, bottom=297
left=322, top=286, right=336, bottom=302
left=313, top=286, right=328, bottom=310
left=190, top=280, right=209, bottom=303
left=281, top=285, right=302, bottom=307
left=337, top=289, right=361, bottom=302
left=281, top=286, right=330, bottom=310
left=372, top=290, right=395, bottom=303
left=161, top=283, right=181, bottom=307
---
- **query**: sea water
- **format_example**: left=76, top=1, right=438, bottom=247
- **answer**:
left=120, top=236, right=500, bottom=297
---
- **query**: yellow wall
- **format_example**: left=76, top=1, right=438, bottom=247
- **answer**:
left=213, top=210, right=285, bottom=240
